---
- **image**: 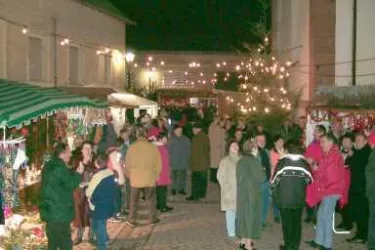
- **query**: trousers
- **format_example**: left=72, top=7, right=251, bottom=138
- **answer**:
left=225, top=210, right=236, bottom=237
left=156, top=186, right=168, bottom=209
left=348, top=192, right=369, bottom=239
left=127, top=186, right=157, bottom=224
left=261, top=181, right=271, bottom=225
left=191, top=171, right=208, bottom=199
left=91, top=219, right=108, bottom=250
left=280, top=208, right=303, bottom=250
left=46, top=222, right=72, bottom=250
left=171, top=170, right=187, bottom=192
left=314, top=195, right=340, bottom=248
left=368, top=199, right=375, bottom=249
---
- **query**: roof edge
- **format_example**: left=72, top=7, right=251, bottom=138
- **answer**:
left=76, top=0, right=136, bottom=25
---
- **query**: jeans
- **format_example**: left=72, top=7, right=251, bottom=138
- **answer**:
left=368, top=199, right=375, bottom=249
left=273, top=203, right=280, bottom=219
left=225, top=210, right=236, bottom=237
left=280, top=208, right=303, bottom=250
left=91, top=219, right=108, bottom=250
left=191, top=171, right=208, bottom=199
left=46, top=222, right=72, bottom=250
left=171, top=170, right=187, bottom=192
left=121, top=178, right=131, bottom=211
left=261, top=181, right=271, bottom=225
left=314, top=195, right=340, bottom=248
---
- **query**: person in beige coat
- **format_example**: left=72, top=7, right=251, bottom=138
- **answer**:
left=209, top=117, right=226, bottom=183
left=217, top=140, right=241, bottom=239
left=125, top=127, right=162, bottom=227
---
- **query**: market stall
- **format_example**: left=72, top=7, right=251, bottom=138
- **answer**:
left=306, top=85, right=375, bottom=146
left=0, top=79, right=107, bottom=248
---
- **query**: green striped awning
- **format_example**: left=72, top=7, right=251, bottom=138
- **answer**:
left=0, top=80, right=107, bottom=128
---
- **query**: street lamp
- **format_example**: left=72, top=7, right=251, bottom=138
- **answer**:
left=125, top=52, right=135, bottom=89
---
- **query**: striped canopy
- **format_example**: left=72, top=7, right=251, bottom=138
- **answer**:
left=0, top=80, right=107, bottom=128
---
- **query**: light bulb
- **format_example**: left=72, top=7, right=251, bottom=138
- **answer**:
left=22, top=28, right=28, bottom=34
left=160, top=61, right=165, bottom=65
left=148, top=56, right=153, bottom=61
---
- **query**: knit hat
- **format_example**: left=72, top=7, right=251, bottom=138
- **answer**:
left=368, top=131, right=375, bottom=146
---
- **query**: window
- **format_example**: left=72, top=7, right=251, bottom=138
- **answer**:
left=69, top=46, right=79, bottom=84
left=104, top=55, right=111, bottom=84
left=28, top=37, right=42, bottom=82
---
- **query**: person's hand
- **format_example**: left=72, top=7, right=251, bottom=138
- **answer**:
left=348, top=149, right=353, bottom=157
left=312, top=163, right=318, bottom=171
left=306, top=158, right=314, bottom=165
left=76, top=162, right=84, bottom=174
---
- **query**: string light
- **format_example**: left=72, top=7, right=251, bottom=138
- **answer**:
left=148, top=56, right=153, bottom=61
left=160, top=61, right=165, bottom=66
left=21, top=27, right=28, bottom=34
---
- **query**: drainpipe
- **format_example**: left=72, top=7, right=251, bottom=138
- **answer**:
left=352, top=0, right=357, bottom=86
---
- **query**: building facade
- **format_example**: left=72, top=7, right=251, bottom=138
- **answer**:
left=272, top=0, right=375, bottom=115
left=0, top=0, right=130, bottom=89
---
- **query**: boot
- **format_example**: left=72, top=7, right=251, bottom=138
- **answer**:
left=73, top=228, right=83, bottom=245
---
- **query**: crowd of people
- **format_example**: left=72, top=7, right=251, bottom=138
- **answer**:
left=37, top=108, right=375, bottom=250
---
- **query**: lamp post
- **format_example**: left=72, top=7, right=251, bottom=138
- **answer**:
left=125, top=52, right=135, bottom=89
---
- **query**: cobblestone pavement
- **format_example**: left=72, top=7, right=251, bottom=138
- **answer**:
left=75, top=183, right=367, bottom=250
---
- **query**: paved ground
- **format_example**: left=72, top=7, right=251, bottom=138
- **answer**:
left=74, top=183, right=367, bottom=250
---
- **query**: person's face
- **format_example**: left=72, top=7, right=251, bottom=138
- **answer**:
left=355, top=135, right=367, bottom=150
left=82, top=143, right=92, bottom=158
left=235, top=131, right=243, bottom=141
left=257, top=125, right=264, bottom=133
left=341, top=138, right=353, bottom=150
left=299, top=117, right=307, bottom=127
left=320, top=137, right=333, bottom=153
left=229, top=142, right=240, bottom=154
left=60, top=146, right=72, bottom=164
left=256, top=135, right=266, bottom=149
left=225, top=120, right=232, bottom=129
left=313, top=128, right=324, bottom=140
left=284, top=120, right=291, bottom=127
left=174, top=128, right=183, bottom=137
left=161, top=137, right=168, bottom=145
left=238, top=120, right=245, bottom=127
left=193, top=127, right=201, bottom=135
left=120, top=131, right=129, bottom=140
left=274, top=138, right=285, bottom=149
left=74, top=137, right=83, bottom=148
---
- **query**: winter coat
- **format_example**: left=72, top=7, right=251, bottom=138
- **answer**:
left=217, top=153, right=240, bottom=211
left=304, top=140, right=323, bottom=165
left=125, top=138, right=162, bottom=188
left=366, top=150, right=375, bottom=200
left=310, top=145, right=346, bottom=200
left=271, top=154, right=312, bottom=209
left=97, top=123, right=118, bottom=154
left=156, top=144, right=171, bottom=186
left=190, top=131, right=210, bottom=172
left=39, top=156, right=81, bottom=223
left=208, top=122, right=226, bottom=168
left=235, top=154, right=266, bottom=239
left=168, top=135, right=191, bottom=170
left=345, top=143, right=372, bottom=194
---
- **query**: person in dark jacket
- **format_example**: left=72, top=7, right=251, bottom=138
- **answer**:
left=366, top=132, right=375, bottom=250
left=271, top=144, right=313, bottom=250
left=186, top=122, right=210, bottom=201
left=39, top=143, right=83, bottom=250
left=168, top=125, right=191, bottom=195
left=97, top=115, right=118, bottom=154
left=345, top=132, right=372, bottom=244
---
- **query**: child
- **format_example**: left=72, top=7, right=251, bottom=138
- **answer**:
left=86, top=153, right=124, bottom=249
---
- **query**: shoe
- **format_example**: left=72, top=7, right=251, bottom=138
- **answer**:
left=238, top=243, right=248, bottom=250
left=279, top=245, right=285, bottom=250
left=125, top=221, right=136, bottom=228
left=336, top=222, right=353, bottom=231
left=186, top=196, right=198, bottom=201
left=178, top=190, right=187, bottom=195
left=160, top=206, right=174, bottom=213
left=346, top=236, right=366, bottom=244
left=149, top=218, right=160, bottom=225
left=304, top=217, right=313, bottom=223
left=117, top=212, right=127, bottom=219
left=199, top=198, right=206, bottom=202
left=274, top=217, right=281, bottom=223
left=305, top=240, right=321, bottom=248
left=108, top=217, right=122, bottom=223
left=171, top=190, right=177, bottom=196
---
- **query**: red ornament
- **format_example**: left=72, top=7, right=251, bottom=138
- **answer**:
left=20, top=128, right=29, bottom=136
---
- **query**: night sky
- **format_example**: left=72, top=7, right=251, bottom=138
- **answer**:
left=110, top=0, right=271, bottom=52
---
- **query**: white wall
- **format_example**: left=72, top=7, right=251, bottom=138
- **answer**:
left=356, top=0, right=375, bottom=86
left=335, top=0, right=353, bottom=86
left=0, top=0, right=126, bottom=88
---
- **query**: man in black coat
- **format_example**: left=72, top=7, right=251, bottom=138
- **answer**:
left=345, top=132, right=372, bottom=244
left=271, top=143, right=313, bottom=250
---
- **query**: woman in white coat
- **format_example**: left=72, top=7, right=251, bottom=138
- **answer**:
left=217, top=139, right=241, bottom=238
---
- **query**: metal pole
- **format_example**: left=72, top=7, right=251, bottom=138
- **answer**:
left=352, top=0, right=357, bottom=86
left=53, top=17, right=57, bottom=88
